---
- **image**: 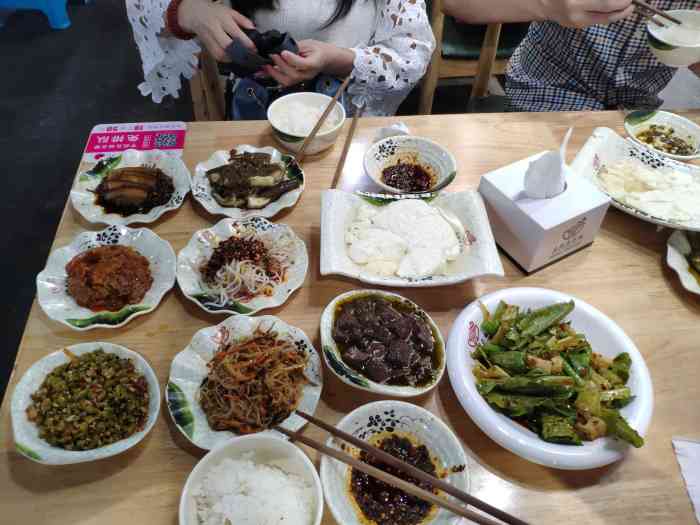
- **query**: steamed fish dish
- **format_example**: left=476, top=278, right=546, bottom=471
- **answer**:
left=66, top=245, right=153, bottom=312
left=597, top=159, right=700, bottom=225
left=350, top=433, right=439, bottom=525
left=346, top=199, right=464, bottom=279
left=26, top=349, right=149, bottom=451
left=472, top=300, right=644, bottom=447
left=94, top=165, right=174, bottom=216
left=193, top=454, right=314, bottom=525
left=206, top=150, right=301, bottom=209
left=332, top=294, right=440, bottom=386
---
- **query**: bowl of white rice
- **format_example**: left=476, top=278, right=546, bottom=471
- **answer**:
left=179, top=434, right=323, bottom=525
left=267, top=92, right=346, bottom=155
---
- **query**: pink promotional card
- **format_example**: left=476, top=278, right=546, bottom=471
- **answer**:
left=82, top=122, right=187, bottom=162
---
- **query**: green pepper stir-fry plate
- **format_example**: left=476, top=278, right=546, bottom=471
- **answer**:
left=446, top=287, right=653, bottom=470
left=11, top=342, right=161, bottom=465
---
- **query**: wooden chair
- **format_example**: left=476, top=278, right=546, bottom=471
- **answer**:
left=419, top=0, right=529, bottom=114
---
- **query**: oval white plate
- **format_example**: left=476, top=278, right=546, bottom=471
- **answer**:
left=320, top=189, right=504, bottom=287
left=624, top=110, right=700, bottom=161
left=320, top=289, right=446, bottom=397
left=70, top=149, right=191, bottom=226
left=364, top=135, right=457, bottom=194
left=36, top=225, right=176, bottom=331
left=320, top=400, right=469, bottom=525
left=179, top=434, right=324, bottom=525
left=11, top=342, right=161, bottom=465
left=192, top=145, right=304, bottom=220
left=446, top=287, right=653, bottom=470
left=166, top=314, right=323, bottom=450
left=573, top=126, right=700, bottom=231
left=667, top=230, right=700, bottom=296
left=177, top=216, right=308, bottom=315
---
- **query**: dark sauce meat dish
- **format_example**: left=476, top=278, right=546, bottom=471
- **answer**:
left=332, top=296, right=438, bottom=386
left=380, top=162, right=434, bottom=193
left=350, top=434, right=437, bottom=525
left=66, top=245, right=153, bottom=312
left=94, top=166, right=174, bottom=216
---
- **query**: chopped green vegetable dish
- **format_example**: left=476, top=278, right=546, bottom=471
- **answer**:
left=26, top=349, right=149, bottom=451
left=472, top=301, right=644, bottom=448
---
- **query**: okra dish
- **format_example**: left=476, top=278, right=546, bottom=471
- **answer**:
left=472, top=301, right=644, bottom=447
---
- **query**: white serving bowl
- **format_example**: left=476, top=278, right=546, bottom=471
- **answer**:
left=364, top=135, right=457, bottom=194
left=320, top=289, right=446, bottom=397
left=267, top=92, right=346, bottom=155
left=647, top=10, right=700, bottom=67
left=320, top=400, right=468, bottom=525
left=179, top=434, right=323, bottom=525
left=667, top=230, right=700, bottom=296
left=446, top=287, right=653, bottom=470
left=11, top=342, right=161, bottom=465
left=624, top=110, right=700, bottom=161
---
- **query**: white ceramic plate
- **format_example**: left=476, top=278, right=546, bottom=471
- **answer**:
left=624, top=110, right=700, bottom=161
left=11, top=342, right=161, bottom=465
left=177, top=217, right=308, bottom=315
left=446, top=287, right=653, bottom=470
left=320, top=189, right=504, bottom=287
left=179, top=434, right=324, bottom=525
left=36, top=225, right=176, bottom=331
left=667, top=230, right=700, bottom=296
left=166, top=314, right=323, bottom=450
left=320, top=289, right=446, bottom=397
left=70, top=149, right=191, bottom=226
left=320, top=400, right=469, bottom=525
left=573, top=126, right=700, bottom=231
left=364, top=135, right=458, bottom=194
left=192, top=145, right=304, bottom=220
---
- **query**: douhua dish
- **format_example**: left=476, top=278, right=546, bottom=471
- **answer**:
left=94, top=165, right=175, bottom=216
left=472, top=300, right=643, bottom=447
left=634, top=124, right=696, bottom=157
left=26, top=348, right=149, bottom=451
left=66, top=245, right=153, bottom=312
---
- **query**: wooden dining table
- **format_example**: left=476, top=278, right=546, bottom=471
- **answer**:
left=2, top=110, right=699, bottom=525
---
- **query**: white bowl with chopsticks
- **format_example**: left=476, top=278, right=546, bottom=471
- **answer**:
left=267, top=92, right=346, bottom=155
left=446, top=287, right=654, bottom=470
left=646, top=9, right=700, bottom=67
left=320, top=400, right=469, bottom=525
left=179, top=434, right=323, bottom=525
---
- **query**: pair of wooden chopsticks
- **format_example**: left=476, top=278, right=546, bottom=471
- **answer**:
left=633, top=0, right=682, bottom=26
left=276, top=411, right=530, bottom=525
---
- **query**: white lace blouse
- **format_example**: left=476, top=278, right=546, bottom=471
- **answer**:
left=126, top=0, right=436, bottom=116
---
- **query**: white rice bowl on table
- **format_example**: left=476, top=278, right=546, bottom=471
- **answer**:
left=345, top=199, right=465, bottom=279
left=596, top=159, right=700, bottom=225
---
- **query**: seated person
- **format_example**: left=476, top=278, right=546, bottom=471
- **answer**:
left=126, top=0, right=436, bottom=117
left=443, top=0, right=699, bottom=111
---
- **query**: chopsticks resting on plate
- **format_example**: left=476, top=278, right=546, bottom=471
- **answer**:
left=330, top=103, right=365, bottom=189
left=633, top=0, right=682, bottom=25
left=296, top=75, right=352, bottom=165
left=277, top=411, right=531, bottom=525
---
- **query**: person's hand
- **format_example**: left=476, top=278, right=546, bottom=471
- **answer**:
left=262, top=40, right=355, bottom=87
left=177, top=0, right=256, bottom=61
left=540, top=0, right=635, bottom=28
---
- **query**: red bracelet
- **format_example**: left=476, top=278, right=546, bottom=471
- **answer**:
left=166, top=0, right=196, bottom=40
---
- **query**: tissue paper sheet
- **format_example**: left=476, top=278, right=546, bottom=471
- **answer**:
left=673, top=436, right=700, bottom=523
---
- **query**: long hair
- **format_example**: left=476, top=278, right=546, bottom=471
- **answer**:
left=233, top=0, right=372, bottom=29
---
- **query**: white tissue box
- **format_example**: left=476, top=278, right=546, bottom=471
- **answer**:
left=478, top=152, right=610, bottom=272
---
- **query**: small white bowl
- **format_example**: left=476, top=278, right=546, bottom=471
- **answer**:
left=11, top=342, right=161, bottom=465
left=267, top=92, right=346, bottom=155
left=446, top=287, right=654, bottom=470
left=320, top=289, right=446, bottom=397
left=624, top=110, right=700, bottom=161
left=320, top=400, right=468, bottom=525
left=667, top=230, right=700, bottom=295
left=647, top=10, right=700, bottom=67
left=179, top=434, right=323, bottom=525
left=364, top=135, right=457, bottom=194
